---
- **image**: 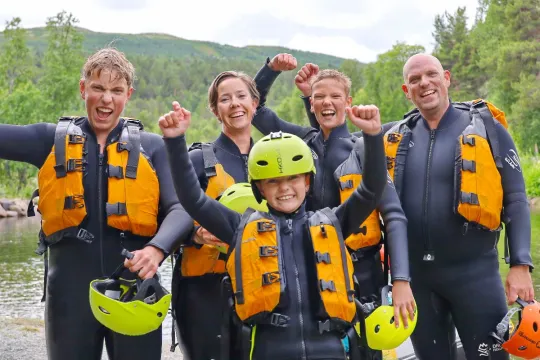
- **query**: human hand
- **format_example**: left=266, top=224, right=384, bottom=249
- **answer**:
left=158, top=101, right=191, bottom=138
left=346, top=105, right=382, bottom=135
left=123, top=246, right=165, bottom=280
left=391, top=280, right=416, bottom=329
left=269, top=53, right=297, bottom=72
left=506, top=265, right=534, bottom=304
left=294, top=63, right=319, bottom=97
left=193, top=226, right=227, bottom=247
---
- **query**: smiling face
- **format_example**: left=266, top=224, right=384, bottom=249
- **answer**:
left=209, top=73, right=259, bottom=136
left=256, top=174, right=310, bottom=214
left=310, top=77, right=352, bottom=136
left=79, top=69, right=133, bottom=137
left=402, top=54, right=451, bottom=119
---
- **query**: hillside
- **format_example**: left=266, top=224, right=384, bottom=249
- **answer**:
left=0, top=27, right=347, bottom=68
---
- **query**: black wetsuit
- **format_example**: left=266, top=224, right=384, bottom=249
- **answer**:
left=253, top=62, right=410, bottom=359
left=0, top=119, right=193, bottom=360
left=172, top=133, right=251, bottom=360
left=165, top=128, right=387, bottom=360
left=386, top=104, right=532, bottom=359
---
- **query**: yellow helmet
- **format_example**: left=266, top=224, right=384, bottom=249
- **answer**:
left=89, top=274, right=171, bottom=336
left=356, top=285, right=417, bottom=350
left=218, top=183, right=268, bottom=213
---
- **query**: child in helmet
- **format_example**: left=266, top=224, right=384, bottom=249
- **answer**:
left=160, top=101, right=387, bottom=360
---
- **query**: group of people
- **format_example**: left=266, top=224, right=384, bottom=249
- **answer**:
left=0, top=45, right=535, bottom=360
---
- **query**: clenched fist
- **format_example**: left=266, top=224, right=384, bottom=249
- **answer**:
left=294, top=63, right=319, bottom=97
left=346, top=105, right=382, bottom=136
left=159, top=101, right=192, bottom=138
left=269, top=53, right=297, bottom=72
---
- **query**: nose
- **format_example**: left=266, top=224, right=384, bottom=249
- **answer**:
left=322, top=96, right=331, bottom=105
left=230, top=95, right=239, bottom=108
left=419, top=75, right=429, bottom=87
left=102, top=90, right=112, bottom=103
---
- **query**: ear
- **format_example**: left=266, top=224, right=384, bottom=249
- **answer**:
left=443, top=70, right=451, bottom=87
left=252, top=97, right=259, bottom=111
left=305, top=174, right=310, bottom=192
left=401, top=84, right=411, bottom=100
left=346, top=95, right=352, bottom=107
left=255, top=181, right=265, bottom=198
left=79, top=79, right=86, bottom=100
left=126, top=87, right=134, bottom=100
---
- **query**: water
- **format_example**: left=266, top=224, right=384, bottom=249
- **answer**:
left=0, top=213, right=539, bottom=358
left=0, top=216, right=175, bottom=338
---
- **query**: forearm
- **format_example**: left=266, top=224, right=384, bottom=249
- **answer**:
left=0, top=123, right=55, bottom=167
left=164, top=135, right=238, bottom=244
left=254, top=58, right=281, bottom=109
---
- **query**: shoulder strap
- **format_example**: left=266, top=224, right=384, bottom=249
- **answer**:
left=53, top=117, right=76, bottom=178
left=120, top=120, right=141, bottom=179
left=473, top=101, right=503, bottom=169
left=201, top=143, right=219, bottom=178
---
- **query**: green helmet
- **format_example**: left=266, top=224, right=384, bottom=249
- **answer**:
left=219, top=183, right=268, bottom=213
left=248, top=132, right=316, bottom=181
left=89, top=276, right=171, bottom=336
left=355, top=285, right=418, bottom=350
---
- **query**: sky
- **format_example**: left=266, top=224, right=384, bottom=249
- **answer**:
left=0, top=0, right=479, bottom=63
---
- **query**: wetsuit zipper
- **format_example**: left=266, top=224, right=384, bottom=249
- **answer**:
left=320, top=141, right=328, bottom=210
left=242, top=155, right=248, bottom=181
left=98, top=147, right=105, bottom=275
left=422, top=130, right=436, bottom=261
left=286, top=218, right=307, bottom=360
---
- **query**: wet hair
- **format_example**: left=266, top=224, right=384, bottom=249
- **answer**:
left=207, top=71, right=260, bottom=115
left=81, top=47, right=135, bottom=88
left=310, top=69, right=352, bottom=97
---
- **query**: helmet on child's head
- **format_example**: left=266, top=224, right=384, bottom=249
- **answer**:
left=356, top=285, right=417, bottom=350
left=248, top=131, right=316, bottom=181
left=89, top=275, right=171, bottom=336
left=219, top=183, right=268, bottom=213
left=490, top=298, right=540, bottom=359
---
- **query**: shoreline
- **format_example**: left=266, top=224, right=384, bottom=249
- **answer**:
left=0, top=317, right=181, bottom=360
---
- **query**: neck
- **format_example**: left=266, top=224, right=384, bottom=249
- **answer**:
left=223, top=127, right=251, bottom=154
left=420, top=101, right=450, bottom=130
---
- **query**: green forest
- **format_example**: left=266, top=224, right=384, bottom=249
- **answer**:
left=0, top=0, right=538, bottom=199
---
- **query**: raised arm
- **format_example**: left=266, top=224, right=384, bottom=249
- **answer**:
left=160, top=102, right=240, bottom=245
left=335, top=106, right=386, bottom=237
left=0, top=123, right=56, bottom=167
left=252, top=55, right=316, bottom=140
left=496, top=122, right=535, bottom=303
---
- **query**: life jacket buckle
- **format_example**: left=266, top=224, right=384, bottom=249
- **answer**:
left=262, top=271, right=280, bottom=285
left=269, top=313, right=290, bottom=327
left=257, top=221, right=276, bottom=232
left=339, top=180, right=353, bottom=190
left=66, top=158, right=84, bottom=172
left=319, top=223, right=328, bottom=238
left=117, top=142, right=131, bottom=152
left=259, top=246, right=278, bottom=257
left=320, top=279, right=336, bottom=292
left=68, top=134, right=85, bottom=144
left=76, top=228, right=94, bottom=243
left=315, top=251, right=331, bottom=264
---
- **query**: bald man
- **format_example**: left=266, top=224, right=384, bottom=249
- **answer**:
left=379, top=53, right=534, bottom=359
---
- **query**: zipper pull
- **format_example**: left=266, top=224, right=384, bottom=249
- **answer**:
left=286, top=218, right=293, bottom=233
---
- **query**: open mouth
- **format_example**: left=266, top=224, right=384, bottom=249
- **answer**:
left=230, top=111, right=246, bottom=119
left=96, top=107, right=113, bottom=120
left=421, top=90, right=436, bottom=98
left=321, top=109, right=336, bottom=119
left=277, top=195, right=295, bottom=201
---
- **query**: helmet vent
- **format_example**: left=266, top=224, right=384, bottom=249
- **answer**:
left=257, top=160, right=269, bottom=166
left=389, top=316, right=395, bottom=325
left=518, top=345, right=528, bottom=351
left=533, top=322, right=538, bottom=332
left=157, top=312, right=163, bottom=318
left=292, top=155, right=303, bottom=161
left=98, top=306, right=110, bottom=315
left=374, top=325, right=380, bottom=333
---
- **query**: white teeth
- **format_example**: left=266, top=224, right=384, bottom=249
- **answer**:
left=278, top=195, right=293, bottom=200
left=97, top=108, right=113, bottom=113
left=230, top=112, right=245, bottom=118
left=422, top=90, right=435, bottom=97
left=322, top=110, right=335, bottom=116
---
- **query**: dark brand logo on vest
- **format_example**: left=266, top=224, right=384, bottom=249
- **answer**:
left=276, top=149, right=283, bottom=173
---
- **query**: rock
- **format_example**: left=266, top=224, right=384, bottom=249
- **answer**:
left=0, top=199, right=13, bottom=211
left=0, top=204, right=7, bottom=218
left=530, top=197, right=540, bottom=212
left=5, top=210, right=18, bottom=217
left=9, top=199, right=29, bottom=216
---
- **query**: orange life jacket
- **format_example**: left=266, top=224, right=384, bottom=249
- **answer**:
left=384, top=99, right=506, bottom=231
left=334, top=138, right=382, bottom=252
left=180, top=143, right=235, bottom=277
left=34, top=117, right=159, bottom=252
left=227, top=208, right=357, bottom=328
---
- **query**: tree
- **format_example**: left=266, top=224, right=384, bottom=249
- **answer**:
left=38, top=11, right=84, bottom=119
